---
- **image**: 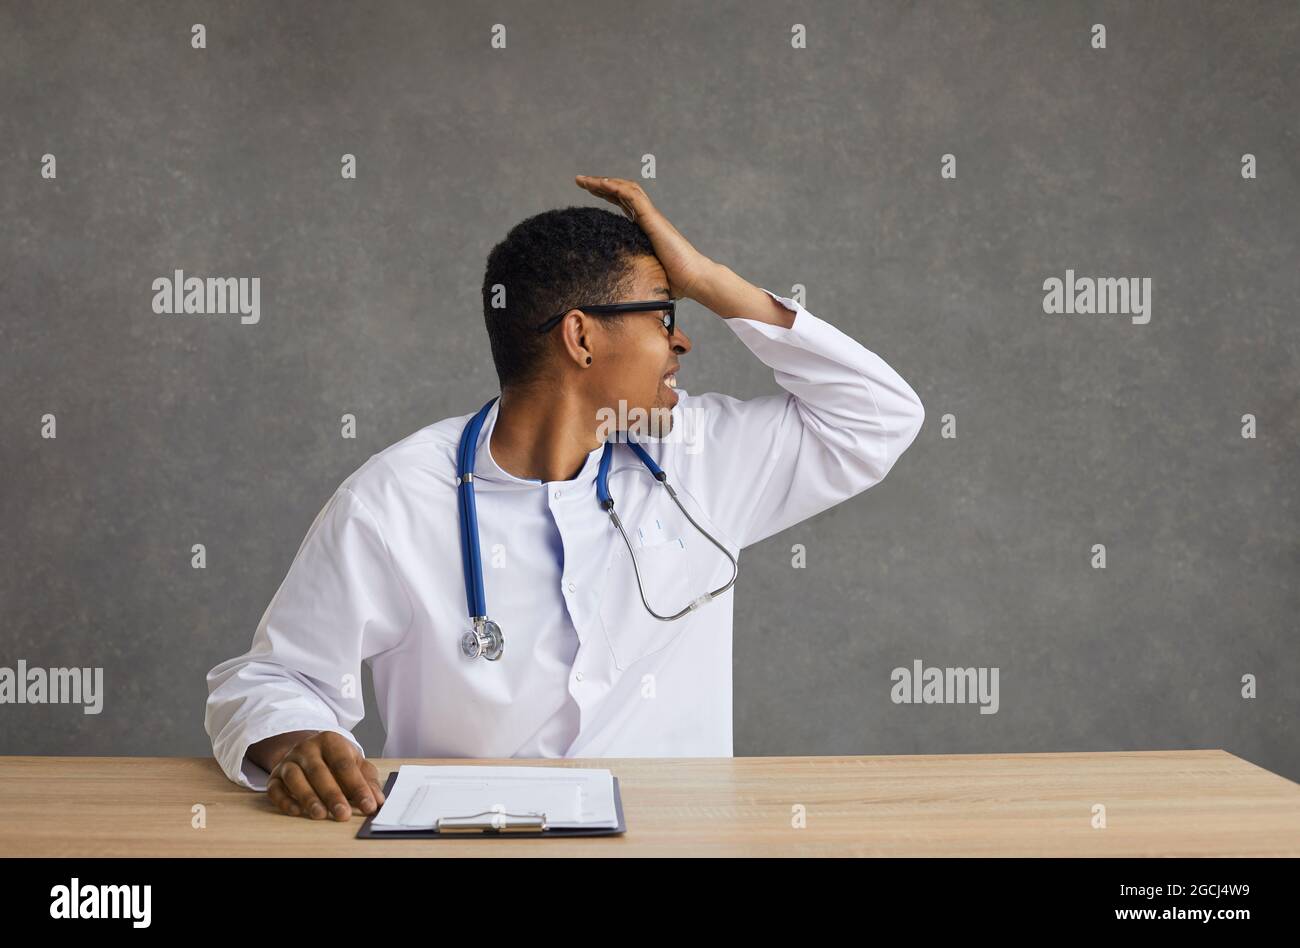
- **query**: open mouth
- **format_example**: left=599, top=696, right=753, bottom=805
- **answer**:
left=662, top=373, right=678, bottom=389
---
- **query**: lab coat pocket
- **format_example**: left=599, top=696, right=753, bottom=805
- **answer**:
left=598, top=537, right=695, bottom=671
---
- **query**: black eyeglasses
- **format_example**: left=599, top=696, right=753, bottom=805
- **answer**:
left=535, top=299, right=676, bottom=336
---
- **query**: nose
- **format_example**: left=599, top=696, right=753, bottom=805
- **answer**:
left=671, top=325, right=692, bottom=354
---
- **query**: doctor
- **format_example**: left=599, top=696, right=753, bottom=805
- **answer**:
left=205, top=175, right=926, bottom=821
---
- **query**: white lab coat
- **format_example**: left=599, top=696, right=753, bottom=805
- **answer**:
left=205, top=289, right=925, bottom=790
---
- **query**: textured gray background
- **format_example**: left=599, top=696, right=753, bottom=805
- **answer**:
left=2, top=2, right=1297, bottom=780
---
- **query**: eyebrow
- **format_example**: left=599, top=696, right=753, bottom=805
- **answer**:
left=653, top=286, right=671, bottom=299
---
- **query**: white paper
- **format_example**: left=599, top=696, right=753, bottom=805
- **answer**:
left=368, top=765, right=618, bottom=831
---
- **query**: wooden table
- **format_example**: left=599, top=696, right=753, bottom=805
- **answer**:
left=2, top=749, right=1297, bottom=856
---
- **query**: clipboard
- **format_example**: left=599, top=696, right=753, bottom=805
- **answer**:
left=355, top=771, right=627, bottom=838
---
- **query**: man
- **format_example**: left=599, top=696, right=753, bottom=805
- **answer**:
left=204, top=176, right=925, bottom=821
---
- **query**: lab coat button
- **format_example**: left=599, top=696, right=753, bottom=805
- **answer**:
left=553, top=489, right=562, bottom=499
left=567, top=582, right=577, bottom=593
left=575, top=672, right=584, bottom=681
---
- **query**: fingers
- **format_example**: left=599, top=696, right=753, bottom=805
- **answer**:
left=279, top=760, right=329, bottom=819
left=266, top=775, right=301, bottom=817
left=575, top=175, right=649, bottom=207
left=299, top=753, right=354, bottom=821
left=265, top=733, right=387, bottom=821
left=276, top=735, right=348, bottom=820
left=322, top=740, right=380, bottom=816
left=360, top=758, right=387, bottom=809
left=575, top=175, right=653, bottom=222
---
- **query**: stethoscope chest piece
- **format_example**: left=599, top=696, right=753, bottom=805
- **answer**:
left=461, top=618, right=503, bottom=661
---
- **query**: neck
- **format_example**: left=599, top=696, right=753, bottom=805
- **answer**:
left=489, top=384, right=602, bottom=483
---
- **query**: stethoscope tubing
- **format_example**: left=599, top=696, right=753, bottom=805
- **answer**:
left=607, top=486, right=738, bottom=621
left=457, top=394, right=737, bottom=656
left=457, top=399, right=489, bottom=620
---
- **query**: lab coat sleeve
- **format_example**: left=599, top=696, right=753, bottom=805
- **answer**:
left=204, top=485, right=414, bottom=792
left=683, top=288, right=924, bottom=550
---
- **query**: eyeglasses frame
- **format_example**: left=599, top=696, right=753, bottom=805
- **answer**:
left=535, top=299, right=677, bottom=336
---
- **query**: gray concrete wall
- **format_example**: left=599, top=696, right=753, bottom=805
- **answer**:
left=2, top=1, right=1296, bottom=779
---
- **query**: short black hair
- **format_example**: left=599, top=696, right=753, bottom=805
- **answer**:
left=481, top=205, right=656, bottom=390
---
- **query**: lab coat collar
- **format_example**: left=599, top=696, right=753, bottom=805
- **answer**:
left=469, top=396, right=606, bottom=491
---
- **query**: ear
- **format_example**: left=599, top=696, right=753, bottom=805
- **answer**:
left=555, top=309, right=601, bottom=368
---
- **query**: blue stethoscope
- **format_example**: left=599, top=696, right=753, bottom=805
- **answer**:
left=456, top=395, right=739, bottom=661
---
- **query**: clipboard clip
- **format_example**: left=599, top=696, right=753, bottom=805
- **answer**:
left=435, top=809, right=548, bottom=835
